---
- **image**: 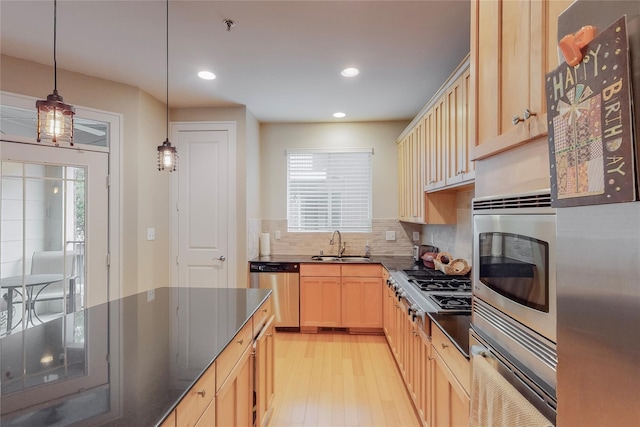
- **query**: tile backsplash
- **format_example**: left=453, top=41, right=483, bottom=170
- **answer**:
left=421, top=189, right=473, bottom=262
left=259, top=219, right=421, bottom=257
left=252, top=190, right=473, bottom=262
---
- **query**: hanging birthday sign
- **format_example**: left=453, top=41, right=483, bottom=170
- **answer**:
left=546, top=16, right=636, bottom=207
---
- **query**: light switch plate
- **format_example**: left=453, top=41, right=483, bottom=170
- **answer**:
left=413, top=231, right=420, bottom=241
left=275, top=230, right=281, bottom=240
left=147, top=289, right=155, bottom=302
left=385, top=231, right=396, bottom=241
left=146, top=227, right=155, bottom=241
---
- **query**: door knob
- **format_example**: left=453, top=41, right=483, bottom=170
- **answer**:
left=214, top=255, right=226, bottom=261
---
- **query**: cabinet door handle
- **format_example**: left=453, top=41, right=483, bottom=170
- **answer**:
left=441, top=342, right=449, bottom=350
left=523, top=108, right=536, bottom=120
left=197, top=389, right=206, bottom=398
left=237, top=338, right=244, bottom=345
left=513, top=109, right=537, bottom=125
left=512, top=114, right=525, bottom=125
left=262, top=308, right=268, bottom=313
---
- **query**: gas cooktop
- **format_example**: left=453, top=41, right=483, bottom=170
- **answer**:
left=401, top=269, right=472, bottom=313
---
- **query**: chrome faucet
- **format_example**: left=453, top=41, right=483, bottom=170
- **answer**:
left=330, top=230, right=346, bottom=257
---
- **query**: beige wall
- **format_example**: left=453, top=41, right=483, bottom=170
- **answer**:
left=258, top=121, right=417, bottom=257
left=1, top=54, right=170, bottom=299
left=260, top=121, right=408, bottom=219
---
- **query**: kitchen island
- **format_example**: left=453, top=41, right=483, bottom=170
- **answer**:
left=0, top=287, right=272, bottom=426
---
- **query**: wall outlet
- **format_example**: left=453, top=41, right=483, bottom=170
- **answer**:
left=147, top=289, right=155, bottom=302
left=275, top=230, right=281, bottom=240
left=413, top=231, right=420, bottom=241
left=385, top=231, right=396, bottom=241
left=146, top=227, right=155, bottom=241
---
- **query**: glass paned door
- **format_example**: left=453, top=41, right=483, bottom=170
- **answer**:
left=1, top=141, right=108, bottom=336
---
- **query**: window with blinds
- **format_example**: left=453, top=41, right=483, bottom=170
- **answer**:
left=287, top=149, right=372, bottom=232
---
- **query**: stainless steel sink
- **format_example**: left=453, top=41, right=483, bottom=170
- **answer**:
left=310, top=255, right=371, bottom=262
left=310, top=256, right=342, bottom=261
left=340, top=256, right=371, bottom=262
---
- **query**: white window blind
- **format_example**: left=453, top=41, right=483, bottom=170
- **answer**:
left=287, top=149, right=372, bottom=232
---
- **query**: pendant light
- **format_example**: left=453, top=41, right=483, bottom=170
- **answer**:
left=157, top=0, right=177, bottom=172
left=36, top=0, right=75, bottom=146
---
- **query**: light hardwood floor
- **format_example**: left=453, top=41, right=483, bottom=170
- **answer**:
left=269, top=332, right=421, bottom=427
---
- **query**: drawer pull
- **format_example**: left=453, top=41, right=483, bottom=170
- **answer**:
left=267, top=333, right=273, bottom=337
left=262, top=308, right=268, bottom=313
left=441, top=343, right=449, bottom=350
left=237, top=338, right=244, bottom=345
left=197, top=389, right=206, bottom=398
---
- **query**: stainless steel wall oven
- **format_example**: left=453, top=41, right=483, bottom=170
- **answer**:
left=471, top=190, right=558, bottom=420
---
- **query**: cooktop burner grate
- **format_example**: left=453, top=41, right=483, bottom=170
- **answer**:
left=411, top=278, right=471, bottom=292
left=429, top=294, right=472, bottom=311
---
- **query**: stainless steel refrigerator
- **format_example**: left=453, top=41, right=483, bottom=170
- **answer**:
left=556, top=2, right=640, bottom=426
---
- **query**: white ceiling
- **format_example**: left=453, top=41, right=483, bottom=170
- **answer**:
left=0, top=0, right=470, bottom=123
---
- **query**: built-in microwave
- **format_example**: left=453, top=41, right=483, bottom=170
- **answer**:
left=472, top=190, right=558, bottom=396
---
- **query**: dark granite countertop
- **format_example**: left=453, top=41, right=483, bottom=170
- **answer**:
left=427, top=312, right=471, bottom=358
left=250, top=254, right=422, bottom=272
left=0, top=287, right=271, bottom=426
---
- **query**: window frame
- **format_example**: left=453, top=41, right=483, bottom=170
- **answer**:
left=286, top=148, right=373, bottom=233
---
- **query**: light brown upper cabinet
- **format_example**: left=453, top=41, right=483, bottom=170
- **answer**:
left=397, top=57, right=472, bottom=225
left=444, top=68, right=475, bottom=188
left=470, top=0, right=573, bottom=160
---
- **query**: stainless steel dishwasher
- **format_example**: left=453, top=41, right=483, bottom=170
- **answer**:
left=249, top=262, right=300, bottom=329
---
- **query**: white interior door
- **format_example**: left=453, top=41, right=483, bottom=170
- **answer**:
left=171, top=122, right=235, bottom=288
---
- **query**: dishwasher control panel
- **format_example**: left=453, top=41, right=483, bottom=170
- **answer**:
left=249, top=262, right=300, bottom=273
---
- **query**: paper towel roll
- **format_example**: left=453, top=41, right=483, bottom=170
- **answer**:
left=260, top=232, right=271, bottom=256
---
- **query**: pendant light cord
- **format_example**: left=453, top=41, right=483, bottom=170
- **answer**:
left=165, top=0, right=169, bottom=140
left=53, top=0, right=58, bottom=93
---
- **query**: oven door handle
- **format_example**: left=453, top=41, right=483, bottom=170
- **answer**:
left=470, top=344, right=491, bottom=358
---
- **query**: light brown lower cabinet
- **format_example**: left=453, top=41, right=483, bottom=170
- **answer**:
left=300, top=263, right=382, bottom=331
left=216, top=343, right=253, bottom=427
left=382, top=271, right=470, bottom=427
left=431, top=349, right=470, bottom=427
left=195, top=399, right=216, bottom=427
left=300, top=275, right=342, bottom=327
left=431, top=325, right=470, bottom=427
left=160, top=410, right=177, bottom=427
left=341, top=275, right=383, bottom=328
left=175, top=360, right=217, bottom=427
left=162, top=295, right=274, bottom=427
left=254, top=315, right=276, bottom=427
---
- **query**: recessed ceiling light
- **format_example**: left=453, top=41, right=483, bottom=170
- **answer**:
left=341, top=67, right=360, bottom=77
left=333, top=112, right=346, bottom=118
left=198, top=71, right=216, bottom=80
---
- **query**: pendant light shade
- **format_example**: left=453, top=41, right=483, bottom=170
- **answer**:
left=157, top=0, right=177, bottom=172
left=157, top=138, right=177, bottom=171
left=36, top=0, right=75, bottom=146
